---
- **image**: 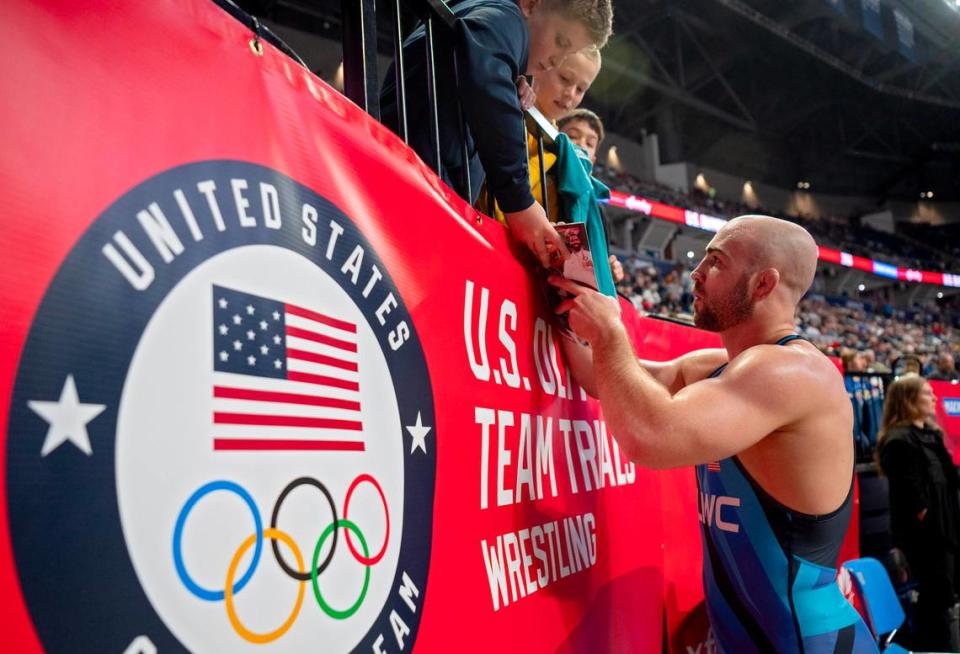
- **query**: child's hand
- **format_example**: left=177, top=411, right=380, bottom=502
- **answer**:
left=516, top=75, right=535, bottom=111
left=609, top=255, right=624, bottom=283
left=503, top=202, right=568, bottom=268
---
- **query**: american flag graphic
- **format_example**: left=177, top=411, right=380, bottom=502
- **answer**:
left=706, top=461, right=721, bottom=472
left=211, top=285, right=364, bottom=452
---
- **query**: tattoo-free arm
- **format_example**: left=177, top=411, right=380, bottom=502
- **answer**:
left=590, top=335, right=808, bottom=469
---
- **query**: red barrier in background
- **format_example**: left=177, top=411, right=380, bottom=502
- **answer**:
left=932, top=380, right=960, bottom=464
left=0, top=2, right=858, bottom=651
left=607, top=189, right=960, bottom=289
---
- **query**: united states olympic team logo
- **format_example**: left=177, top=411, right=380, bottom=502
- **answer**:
left=7, top=161, right=436, bottom=652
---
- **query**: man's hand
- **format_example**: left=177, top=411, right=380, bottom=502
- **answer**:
left=503, top=202, right=568, bottom=268
left=549, top=275, right=623, bottom=346
left=609, top=255, right=624, bottom=283
left=516, top=75, right=535, bottom=111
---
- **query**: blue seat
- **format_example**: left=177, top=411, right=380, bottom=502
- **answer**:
left=843, top=557, right=907, bottom=652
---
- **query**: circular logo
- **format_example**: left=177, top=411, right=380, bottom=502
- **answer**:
left=7, top=161, right=436, bottom=653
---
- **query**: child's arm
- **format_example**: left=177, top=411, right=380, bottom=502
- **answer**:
left=455, top=4, right=565, bottom=266
left=503, top=202, right=567, bottom=267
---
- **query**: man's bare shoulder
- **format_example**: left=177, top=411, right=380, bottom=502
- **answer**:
left=723, top=341, right=846, bottom=407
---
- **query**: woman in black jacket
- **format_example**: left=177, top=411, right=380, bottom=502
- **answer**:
left=878, top=373, right=960, bottom=650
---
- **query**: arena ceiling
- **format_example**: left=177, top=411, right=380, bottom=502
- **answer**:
left=236, top=0, right=960, bottom=203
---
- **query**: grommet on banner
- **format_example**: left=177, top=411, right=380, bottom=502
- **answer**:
left=249, top=16, right=264, bottom=56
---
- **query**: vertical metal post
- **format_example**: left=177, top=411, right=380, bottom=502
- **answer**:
left=341, top=0, right=380, bottom=120
left=391, top=0, right=408, bottom=142
left=423, top=16, right=442, bottom=174
left=451, top=57, right=472, bottom=201
left=537, top=127, right=549, bottom=218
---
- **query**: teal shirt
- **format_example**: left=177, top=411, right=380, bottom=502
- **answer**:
left=553, top=133, right=616, bottom=297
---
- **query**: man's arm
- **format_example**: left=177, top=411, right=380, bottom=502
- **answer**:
left=595, top=341, right=811, bottom=468
left=561, top=337, right=726, bottom=398
left=552, top=277, right=813, bottom=469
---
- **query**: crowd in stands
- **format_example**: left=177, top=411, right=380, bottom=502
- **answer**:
left=796, top=295, right=959, bottom=378
left=615, top=254, right=960, bottom=377
left=594, top=163, right=960, bottom=275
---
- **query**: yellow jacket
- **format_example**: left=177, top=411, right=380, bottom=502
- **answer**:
left=477, top=132, right=560, bottom=224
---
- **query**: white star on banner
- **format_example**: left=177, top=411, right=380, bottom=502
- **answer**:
left=27, top=375, right=106, bottom=457
left=405, top=412, right=432, bottom=455
left=218, top=298, right=228, bottom=309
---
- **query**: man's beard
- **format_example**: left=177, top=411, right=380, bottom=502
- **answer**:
left=693, top=274, right=754, bottom=332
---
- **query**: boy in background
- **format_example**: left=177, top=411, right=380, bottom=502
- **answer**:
left=380, top=0, right=613, bottom=268
left=558, top=107, right=604, bottom=165
left=558, top=107, right=622, bottom=282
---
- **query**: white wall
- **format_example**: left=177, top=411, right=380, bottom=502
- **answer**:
left=889, top=200, right=960, bottom=225
left=862, top=210, right=895, bottom=234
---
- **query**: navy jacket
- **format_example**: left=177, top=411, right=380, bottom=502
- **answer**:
left=380, top=0, right=535, bottom=213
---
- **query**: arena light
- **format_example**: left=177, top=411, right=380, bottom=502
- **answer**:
left=927, top=191, right=934, bottom=199
left=606, top=145, right=622, bottom=172
left=686, top=250, right=695, bottom=259
left=858, top=283, right=866, bottom=292
left=333, top=61, right=344, bottom=93
left=694, top=173, right=710, bottom=192
left=938, top=292, right=945, bottom=299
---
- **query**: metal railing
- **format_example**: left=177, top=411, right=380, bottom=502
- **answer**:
left=340, top=0, right=557, bottom=218
left=213, top=0, right=559, bottom=220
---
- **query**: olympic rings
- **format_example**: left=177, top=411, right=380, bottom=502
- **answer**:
left=173, top=480, right=262, bottom=601
left=270, top=477, right=338, bottom=582
left=226, top=528, right=306, bottom=644
left=311, top=519, right=371, bottom=620
left=343, top=473, right=389, bottom=565
left=172, top=474, right=390, bottom=641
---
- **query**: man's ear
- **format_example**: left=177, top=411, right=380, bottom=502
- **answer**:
left=753, top=268, right=780, bottom=301
left=519, top=0, right=542, bottom=19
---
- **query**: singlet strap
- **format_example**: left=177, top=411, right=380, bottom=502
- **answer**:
left=708, top=363, right=728, bottom=379
left=774, top=334, right=805, bottom=346
left=708, top=335, right=804, bottom=379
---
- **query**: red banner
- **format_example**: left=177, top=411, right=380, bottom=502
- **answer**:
left=932, top=380, right=960, bottom=464
left=0, top=2, right=858, bottom=652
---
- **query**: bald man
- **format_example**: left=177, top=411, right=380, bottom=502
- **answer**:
left=552, top=216, right=877, bottom=653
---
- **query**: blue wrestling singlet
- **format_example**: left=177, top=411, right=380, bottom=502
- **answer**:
left=696, top=335, right=878, bottom=653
